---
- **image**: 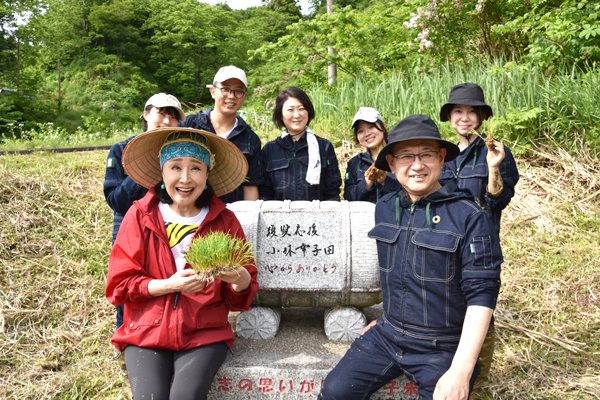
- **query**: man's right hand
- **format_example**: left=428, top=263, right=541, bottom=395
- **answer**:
left=361, top=320, right=377, bottom=335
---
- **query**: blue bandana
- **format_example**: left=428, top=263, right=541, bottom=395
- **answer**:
left=159, top=132, right=213, bottom=169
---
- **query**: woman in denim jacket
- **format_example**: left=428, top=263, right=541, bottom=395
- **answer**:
left=259, top=87, right=342, bottom=201
left=343, top=107, right=402, bottom=203
left=439, top=83, right=519, bottom=399
left=439, top=83, right=519, bottom=237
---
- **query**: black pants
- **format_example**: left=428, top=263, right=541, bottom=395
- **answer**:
left=124, top=342, right=228, bottom=400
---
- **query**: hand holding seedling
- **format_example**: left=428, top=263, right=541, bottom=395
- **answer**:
left=485, top=137, right=505, bottom=168
left=484, top=137, right=505, bottom=197
left=216, top=267, right=252, bottom=293
left=185, top=231, right=256, bottom=284
left=468, top=129, right=505, bottom=197
left=148, top=269, right=206, bottom=297
left=364, top=164, right=387, bottom=186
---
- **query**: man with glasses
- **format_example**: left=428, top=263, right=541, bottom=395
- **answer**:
left=182, top=65, right=264, bottom=203
left=319, top=114, right=502, bottom=400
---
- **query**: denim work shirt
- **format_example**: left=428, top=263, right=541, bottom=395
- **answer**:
left=182, top=109, right=265, bottom=203
left=439, top=135, right=519, bottom=236
left=368, top=181, right=502, bottom=340
left=104, top=135, right=148, bottom=244
left=344, top=151, right=402, bottom=203
left=260, top=133, right=342, bottom=201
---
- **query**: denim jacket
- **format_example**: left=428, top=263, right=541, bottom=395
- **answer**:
left=260, top=133, right=342, bottom=201
left=344, top=151, right=402, bottom=203
left=104, top=135, right=148, bottom=244
left=182, top=109, right=265, bottom=203
left=439, top=135, right=519, bottom=236
left=368, top=181, right=502, bottom=340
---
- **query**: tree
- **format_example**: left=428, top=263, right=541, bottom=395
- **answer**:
left=262, top=0, right=302, bottom=19
left=143, top=0, right=243, bottom=103
left=250, top=2, right=412, bottom=82
left=87, top=0, right=151, bottom=68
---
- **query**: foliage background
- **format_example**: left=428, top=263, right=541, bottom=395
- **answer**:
left=1, top=0, right=599, bottom=150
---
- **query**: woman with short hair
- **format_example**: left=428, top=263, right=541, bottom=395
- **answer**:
left=260, top=87, right=342, bottom=201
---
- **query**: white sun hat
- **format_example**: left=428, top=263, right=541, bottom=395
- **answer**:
left=351, top=107, right=384, bottom=129
left=143, top=93, right=186, bottom=121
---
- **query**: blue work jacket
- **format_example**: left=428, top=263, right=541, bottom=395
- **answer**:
left=104, top=135, right=148, bottom=244
left=368, top=181, right=502, bottom=340
left=344, top=151, right=402, bottom=203
left=260, top=133, right=342, bottom=201
left=182, top=109, right=265, bottom=203
left=440, top=135, right=519, bottom=236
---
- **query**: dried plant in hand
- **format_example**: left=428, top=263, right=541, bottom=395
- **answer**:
left=365, top=164, right=387, bottom=181
left=184, top=231, right=255, bottom=282
left=469, top=118, right=499, bottom=148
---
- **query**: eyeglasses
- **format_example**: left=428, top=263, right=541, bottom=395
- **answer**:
left=392, top=150, right=440, bottom=165
left=214, top=86, right=246, bottom=99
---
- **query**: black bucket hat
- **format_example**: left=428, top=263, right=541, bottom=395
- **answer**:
left=374, top=114, right=460, bottom=172
left=439, top=83, right=493, bottom=122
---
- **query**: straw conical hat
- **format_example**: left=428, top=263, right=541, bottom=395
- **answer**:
left=122, top=127, right=248, bottom=197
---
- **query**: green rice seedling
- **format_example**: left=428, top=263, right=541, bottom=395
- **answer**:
left=184, top=231, right=256, bottom=282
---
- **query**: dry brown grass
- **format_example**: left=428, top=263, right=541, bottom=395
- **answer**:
left=492, top=141, right=600, bottom=399
left=0, top=152, right=122, bottom=398
left=0, top=142, right=599, bottom=399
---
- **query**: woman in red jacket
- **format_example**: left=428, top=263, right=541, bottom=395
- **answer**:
left=106, top=127, right=258, bottom=400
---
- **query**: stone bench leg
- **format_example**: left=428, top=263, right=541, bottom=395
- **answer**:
left=236, top=307, right=282, bottom=340
left=324, top=306, right=366, bottom=341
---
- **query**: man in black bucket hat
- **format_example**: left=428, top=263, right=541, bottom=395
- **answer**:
left=320, top=114, right=503, bottom=400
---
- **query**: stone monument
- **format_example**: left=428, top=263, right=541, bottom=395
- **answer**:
left=228, top=200, right=381, bottom=341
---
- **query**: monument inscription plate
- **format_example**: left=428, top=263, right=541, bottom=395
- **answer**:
left=256, top=205, right=346, bottom=291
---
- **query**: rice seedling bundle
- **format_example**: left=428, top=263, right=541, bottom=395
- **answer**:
left=184, top=231, right=255, bottom=282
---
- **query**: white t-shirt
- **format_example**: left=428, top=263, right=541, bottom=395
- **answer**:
left=158, top=202, right=209, bottom=271
left=213, top=113, right=238, bottom=139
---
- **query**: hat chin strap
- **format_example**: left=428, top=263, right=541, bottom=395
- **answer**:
left=458, top=131, right=476, bottom=146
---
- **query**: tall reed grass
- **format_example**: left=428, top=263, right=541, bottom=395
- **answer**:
left=306, top=61, right=600, bottom=154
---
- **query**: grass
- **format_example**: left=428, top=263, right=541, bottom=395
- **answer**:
left=0, top=136, right=599, bottom=398
left=0, top=125, right=135, bottom=152
left=185, top=231, right=255, bottom=281
left=303, top=61, right=600, bottom=154
left=5, top=61, right=600, bottom=157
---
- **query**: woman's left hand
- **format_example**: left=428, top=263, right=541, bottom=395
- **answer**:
left=216, top=267, right=252, bottom=293
left=486, top=138, right=505, bottom=168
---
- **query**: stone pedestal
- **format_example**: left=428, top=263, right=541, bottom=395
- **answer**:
left=324, top=306, right=367, bottom=342
left=206, top=306, right=420, bottom=399
left=237, top=307, right=282, bottom=340
left=207, top=352, right=418, bottom=400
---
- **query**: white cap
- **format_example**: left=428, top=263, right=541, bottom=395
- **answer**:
left=351, top=107, right=384, bottom=128
left=212, top=65, right=248, bottom=89
left=143, top=93, right=185, bottom=121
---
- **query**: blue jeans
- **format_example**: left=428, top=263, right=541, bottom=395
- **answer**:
left=319, top=320, right=479, bottom=400
left=116, top=304, right=123, bottom=330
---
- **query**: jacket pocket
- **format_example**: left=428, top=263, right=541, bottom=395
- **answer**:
left=471, top=236, right=494, bottom=269
left=369, top=223, right=401, bottom=272
left=411, top=230, right=459, bottom=282
left=266, top=159, right=291, bottom=190
left=126, top=303, right=163, bottom=330
left=458, top=162, right=488, bottom=178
